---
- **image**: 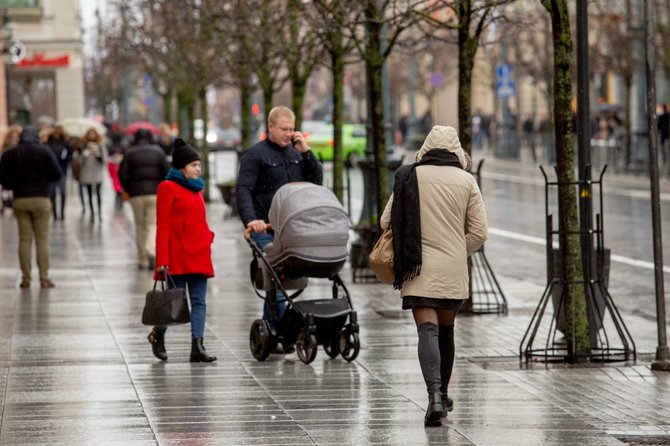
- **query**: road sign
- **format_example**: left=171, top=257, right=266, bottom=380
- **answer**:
left=429, top=71, right=444, bottom=88
left=8, top=39, right=26, bottom=64
left=496, top=63, right=515, bottom=99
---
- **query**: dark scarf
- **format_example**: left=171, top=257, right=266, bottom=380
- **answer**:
left=165, top=168, right=205, bottom=192
left=391, top=150, right=463, bottom=289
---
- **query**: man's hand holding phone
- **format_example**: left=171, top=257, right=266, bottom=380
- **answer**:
left=291, top=131, right=310, bottom=154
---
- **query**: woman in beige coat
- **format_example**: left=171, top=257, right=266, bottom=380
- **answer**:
left=380, top=125, right=488, bottom=427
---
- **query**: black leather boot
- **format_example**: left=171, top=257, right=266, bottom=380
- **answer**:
left=148, top=329, right=167, bottom=361
left=190, top=338, right=217, bottom=363
left=424, top=392, right=444, bottom=427
left=439, top=325, right=455, bottom=416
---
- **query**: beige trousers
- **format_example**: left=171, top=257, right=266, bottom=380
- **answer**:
left=12, top=197, right=52, bottom=282
left=129, top=195, right=157, bottom=266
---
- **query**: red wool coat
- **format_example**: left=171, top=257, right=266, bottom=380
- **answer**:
left=155, top=180, right=215, bottom=278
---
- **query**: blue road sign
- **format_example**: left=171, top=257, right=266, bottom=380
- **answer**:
left=496, top=63, right=516, bottom=99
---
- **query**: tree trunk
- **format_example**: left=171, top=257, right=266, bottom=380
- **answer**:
left=623, top=77, right=633, bottom=171
left=199, top=87, right=210, bottom=202
left=292, top=78, right=307, bottom=131
left=240, top=75, right=253, bottom=152
left=161, top=89, right=173, bottom=125
left=262, top=82, right=273, bottom=134
left=457, top=17, right=478, bottom=156
left=331, top=38, right=345, bottom=203
left=365, top=4, right=388, bottom=223
left=547, top=0, right=590, bottom=358
left=177, top=86, right=196, bottom=143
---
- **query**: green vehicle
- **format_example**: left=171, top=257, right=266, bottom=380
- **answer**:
left=302, top=121, right=367, bottom=162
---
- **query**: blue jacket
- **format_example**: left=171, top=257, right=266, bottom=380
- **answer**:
left=236, top=138, right=323, bottom=226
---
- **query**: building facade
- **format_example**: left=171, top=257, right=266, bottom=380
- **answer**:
left=1, top=0, right=84, bottom=129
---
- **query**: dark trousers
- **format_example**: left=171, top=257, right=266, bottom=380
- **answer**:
left=83, top=183, right=102, bottom=218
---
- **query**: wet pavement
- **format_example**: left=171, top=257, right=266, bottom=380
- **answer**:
left=1, top=157, right=670, bottom=445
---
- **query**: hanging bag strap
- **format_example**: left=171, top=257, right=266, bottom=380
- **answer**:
left=152, top=268, right=177, bottom=292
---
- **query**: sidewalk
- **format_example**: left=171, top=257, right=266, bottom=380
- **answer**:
left=0, top=174, right=669, bottom=445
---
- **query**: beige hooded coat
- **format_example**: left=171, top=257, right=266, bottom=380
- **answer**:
left=380, top=125, right=488, bottom=300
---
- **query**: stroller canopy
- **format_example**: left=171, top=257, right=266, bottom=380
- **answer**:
left=264, top=182, right=349, bottom=266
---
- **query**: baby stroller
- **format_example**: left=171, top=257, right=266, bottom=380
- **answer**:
left=244, top=182, right=360, bottom=364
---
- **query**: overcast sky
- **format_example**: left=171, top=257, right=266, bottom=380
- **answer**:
left=79, top=0, right=105, bottom=29
left=79, top=0, right=107, bottom=51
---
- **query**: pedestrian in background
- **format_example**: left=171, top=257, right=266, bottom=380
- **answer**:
left=107, top=146, right=124, bottom=209
left=380, top=125, right=488, bottom=427
left=522, top=115, right=537, bottom=163
left=0, top=127, right=62, bottom=288
left=46, top=126, right=72, bottom=220
left=658, top=104, right=669, bottom=172
left=157, top=123, right=174, bottom=158
left=236, top=106, right=323, bottom=351
left=0, top=124, right=22, bottom=213
left=119, top=128, right=169, bottom=270
left=75, top=127, right=107, bottom=221
left=149, top=138, right=217, bottom=363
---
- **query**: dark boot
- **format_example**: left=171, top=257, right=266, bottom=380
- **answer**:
left=439, top=325, right=455, bottom=415
left=424, top=392, right=444, bottom=427
left=417, top=323, right=443, bottom=426
left=190, top=338, right=217, bottom=363
left=148, top=329, right=167, bottom=361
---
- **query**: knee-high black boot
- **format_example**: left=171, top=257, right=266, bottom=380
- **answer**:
left=439, top=325, right=455, bottom=414
left=417, top=322, right=443, bottom=426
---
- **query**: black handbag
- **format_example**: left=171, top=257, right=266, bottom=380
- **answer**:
left=141, top=271, right=190, bottom=326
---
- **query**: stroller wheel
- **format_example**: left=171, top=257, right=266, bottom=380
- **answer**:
left=249, top=319, right=272, bottom=361
left=323, top=337, right=340, bottom=359
left=339, top=329, right=360, bottom=362
left=296, top=330, right=318, bottom=364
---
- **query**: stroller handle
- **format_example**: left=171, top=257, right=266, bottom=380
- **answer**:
left=243, top=223, right=273, bottom=240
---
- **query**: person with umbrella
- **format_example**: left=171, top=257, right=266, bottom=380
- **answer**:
left=74, top=127, right=107, bottom=221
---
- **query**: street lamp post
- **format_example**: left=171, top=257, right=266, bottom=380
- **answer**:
left=642, top=0, right=670, bottom=372
left=1, top=10, right=13, bottom=128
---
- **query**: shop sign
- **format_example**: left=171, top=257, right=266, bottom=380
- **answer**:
left=16, top=53, right=70, bottom=68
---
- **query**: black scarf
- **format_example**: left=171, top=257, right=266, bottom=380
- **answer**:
left=391, top=150, right=463, bottom=289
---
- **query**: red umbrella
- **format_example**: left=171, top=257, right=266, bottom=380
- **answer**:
left=124, top=121, right=159, bottom=136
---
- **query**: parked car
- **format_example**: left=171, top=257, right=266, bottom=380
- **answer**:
left=301, top=121, right=367, bottom=162
left=209, top=127, right=241, bottom=151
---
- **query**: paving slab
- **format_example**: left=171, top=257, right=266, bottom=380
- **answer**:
left=0, top=166, right=669, bottom=445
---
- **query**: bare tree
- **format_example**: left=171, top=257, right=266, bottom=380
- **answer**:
left=414, top=0, right=511, bottom=155
left=286, top=1, right=324, bottom=130
left=308, top=0, right=360, bottom=202
left=590, top=0, right=637, bottom=170
left=85, top=8, right=127, bottom=120
left=541, top=0, right=590, bottom=357
left=346, top=0, right=414, bottom=222
left=655, top=0, right=670, bottom=99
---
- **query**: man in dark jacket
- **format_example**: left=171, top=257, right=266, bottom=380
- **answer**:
left=119, top=128, right=170, bottom=270
left=236, top=106, right=323, bottom=340
left=0, top=127, right=61, bottom=288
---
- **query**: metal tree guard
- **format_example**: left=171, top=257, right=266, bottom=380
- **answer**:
left=519, top=165, right=636, bottom=363
left=462, top=159, right=508, bottom=315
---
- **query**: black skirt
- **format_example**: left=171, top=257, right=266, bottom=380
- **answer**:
left=402, top=295, right=465, bottom=311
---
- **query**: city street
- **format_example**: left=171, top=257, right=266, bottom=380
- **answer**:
left=0, top=154, right=669, bottom=445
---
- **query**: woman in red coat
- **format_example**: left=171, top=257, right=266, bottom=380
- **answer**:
left=147, top=138, right=216, bottom=362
